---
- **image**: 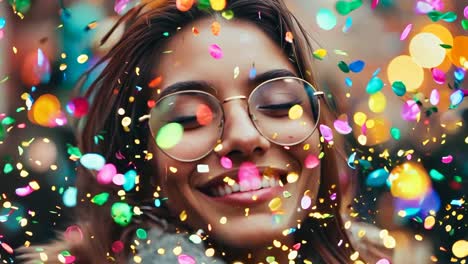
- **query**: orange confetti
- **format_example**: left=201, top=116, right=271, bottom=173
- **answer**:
left=148, top=76, right=163, bottom=88
left=176, top=0, right=194, bottom=12
left=211, top=21, right=221, bottom=36
left=285, top=32, right=293, bottom=43
left=192, top=26, right=199, bottom=36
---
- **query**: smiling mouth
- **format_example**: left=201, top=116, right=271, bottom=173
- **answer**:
left=198, top=168, right=288, bottom=198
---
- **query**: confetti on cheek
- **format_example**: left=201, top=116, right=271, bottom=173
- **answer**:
left=371, top=0, right=379, bottom=10
left=400, top=24, right=412, bottom=40
left=209, top=44, right=223, bottom=59
left=211, top=21, right=221, bottom=36
left=441, top=155, right=453, bottom=164
left=178, top=254, right=196, bottom=264
left=342, top=17, right=352, bottom=33
left=192, top=26, right=199, bottom=36
left=349, top=60, right=365, bottom=73
left=431, top=68, right=445, bottom=84
left=176, top=0, right=194, bottom=12
left=366, top=76, right=384, bottom=94
left=345, top=77, right=352, bottom=87
left=316, top=8, right=337, bottom=31
left=233, top=66, right=239, bottom=79
left=249, top=65, right=256, bottom=79
left=313, top=49, right=327, bottom=60
left=430, top=89, right=440, bottom=105
left=220, top=156, right=232, bottom=169
left=304, top=154, right=319, bottom=169
left=333, top=119, right=352, bottom=134
left=319, top=124, right=333, bottom=142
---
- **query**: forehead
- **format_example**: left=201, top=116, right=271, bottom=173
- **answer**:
left=152, top=17, right=296, bottom=97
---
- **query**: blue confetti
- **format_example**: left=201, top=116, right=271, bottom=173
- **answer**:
left=349, top=60, right=365, bottom=73
left=345, top=77, right=353, bottom=87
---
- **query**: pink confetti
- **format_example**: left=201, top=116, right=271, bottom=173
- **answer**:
left=292, top=243, right=301, bottom=250
left=441, top=155, right=453, bottom=164
left=209, top=44, right=223, bottom=59
left=330, top=193, right=337, bottom=200
left=301, top=195, right=312, bottom=209
left=400, top=24, right=413, bottom=40
left=333, top=119, right=352, bottom=134
left=220, top=156, right=232, bottom=169
left=371, top=0, right=379, bottom=9
left=65, top=225, right=84, bottom=243
left=1, top=242, right=13, bottom=254
left=64, top=256, right=76, bottom=264
left=376, top=259, right=390, bottom=264
left=430, top=89, right=440, bottom=105
left=319, top=124, right=333, bottom=142
left=178, top=254, right=196, bottom=264
left=464, top=6, right=468, bottom=19
left=114, top=0, right=131, bottom=14
left=97, top=163, right=117, bottom=185
left=401, top=100, right=420, bottom=121
left=112, top=174, right=125, bottom=186
left=304, top=154, right=319, bottom=169
left=431, top=68, right=446, bottom=84
left=15, top=185, right=34, bottom=197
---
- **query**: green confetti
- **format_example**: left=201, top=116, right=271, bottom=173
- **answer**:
left=392, top=81, right=406, bottom=96
left=427, top=11, right=457, bottom=23
left=197, top=0, right=210, bottom=10
left=1, top=117, right=15, bottom=126
left=439, top=44, right=452, bottom=49
left=0, top=125, right=5, bottom=141
left=429, top=169, right=445, bottom=181
left=335, top=0, right=363, bottom=16
left=366, top=76, right=384, bottom=94
left=338, top=61, right=350, bottom=73
left=91, top=192, right=110, bottom=206
left=111, top=202, right=133, bottom=227
left=136, top=228, right=147, bottom=239
left=66, top=144, right=82, bottom=158
left=454, top=176, right=461, bottom=183
left=390, top=127, right=401, bottom=140
left=462, top=20, right=468, bottom=30
left=221, top=10, right=234, bottom=20
left=3, top=163, right=13, bottom=174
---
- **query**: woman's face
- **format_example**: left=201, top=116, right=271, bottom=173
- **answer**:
left=150, top=18, right=322, bottom=249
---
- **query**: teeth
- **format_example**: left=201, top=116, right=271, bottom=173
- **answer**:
left=239, top=181, right=251, bottom=192
left=224, top=185, right=232, bottom=195
left=269, top=178, right=276, bottom=187
left=251, top=178, right=262, bottom=190
left=218, top=186, right=226, bottom=197
left=232, top=183, right=240, bottom=192
left=262, top=178, right=270, bottom=188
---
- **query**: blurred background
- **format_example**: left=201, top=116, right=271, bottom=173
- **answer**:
left=0, top=0, right=466, bottom=263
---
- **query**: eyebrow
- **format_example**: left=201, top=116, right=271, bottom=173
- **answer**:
left=157, top=69, right=298, bottom=99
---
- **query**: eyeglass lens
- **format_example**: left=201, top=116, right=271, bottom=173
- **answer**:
left=149, top=78, right=320, bottom=161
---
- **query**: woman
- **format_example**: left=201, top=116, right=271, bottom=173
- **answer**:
left=21, top=0, right=393, bottom=263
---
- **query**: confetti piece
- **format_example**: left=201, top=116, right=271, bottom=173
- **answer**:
left=431, top=68, right=445, bottom=84
left=333, top=119, right=352, bottom=134
left=423, top=215, right=435, bottom=230
left=391, top=81, right=406, bottom=96
left=349, top=60, right=364, bottom=73
left=366, top=168, right=389, bottom=187
left=449, top=90, right=464, bottom=107
left=112, top=241, right=124, bottom=253
left=345, top=77, right=352, bottom=87
left=220, top=156, right=232, bottom=169
left=371, top=0, right=379, bottom=10
left=114, top=0, right=130, bottom=14
left=464, top=6, right=468, bottom=19
left=313, top=49, right=327, bottom=60
left=97, top=163, right=117, bottom=184
left=401, top=100, right=420, bottom=121
left=211, top=21, right=221, bottom=36
left=209, top=44, right=223, bottom=59
left=316, top=8, right=337, bottom=31
left=221, top=10, right=234, bottom=20
left=178, top=254, right=196, bottom=264
left=210, top=0, right=226, bottom=11
left=15, top=185, right=34, bottom=197
left=63, top=187, right=77, bottom=207
left=304, top=154, right=319, bottom=169
left=111, top=202, right=133, bottom=226
left=91, top=192, right=110, bottom=206
left=390, top=127, right=401, bottom=140
left=249, top=65, right=256, bottom=79
left=1, top=242, right=13, bottom=254
left=342, top=16, right=352, bottom=33
left=429, top=89, right=440, bottom=105
left=301, top=195, right=312, bottom=209
left=429, top=169, right=445, bottom=181
left=285, top=31, right=293, bottom=43
left=0, top=17, right=6, bottom=29
left=441, top=155, right=453, bottom=164
left=462, top=20, right=468, bottom=30
left=368, top=92, right=386, bottom=113
left=80, top=153, right=106, bottom=170
left=389, top=162, right=431, bottom=200
left=123, top=169, right=137, bottom=191
left=156, top=123, right=183, bottom=150
left=66, top=97, right=89, bottom=118
left=268, top=197, right=282, bottom=211
left=415, top=1, right=433, bottom=14
left=176, top=0, right=194, bottom=12
left=288, top=104, right=303, bottom=120
left=148, top=76, right=163, bottom=88
left=233, top=66, right=239, bottom=79
left=338, top=61, right=350, bottom=73
left=366, top=76, right=384, bottom=94
left=347, top=152, right=356, bottom=169
left=376, top=259, right=390, bottom=264
left=319, top=124, right=333, bottom=142
left=335, top=0, right=362, bottom=16
left=400, top=24, right=412, bottom=40
left=427, top=11, right=457, bottom=23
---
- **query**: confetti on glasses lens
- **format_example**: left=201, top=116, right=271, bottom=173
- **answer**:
left=156, top=122, right=184, bottom=150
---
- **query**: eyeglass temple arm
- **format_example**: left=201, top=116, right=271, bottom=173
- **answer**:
left=314, top=91, right=325, bottom=97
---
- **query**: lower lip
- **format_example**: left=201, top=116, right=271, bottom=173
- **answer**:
left=206, top=186, right=284, bottom=206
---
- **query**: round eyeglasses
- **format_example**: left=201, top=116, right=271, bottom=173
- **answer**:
left=144, top=76, right=324, bottom=162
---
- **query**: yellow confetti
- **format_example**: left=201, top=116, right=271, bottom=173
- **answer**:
left=219, top=216, right=227, bottom=224
left=179, top=210, right=187, bottom=221
left=77, top=54, right=89, bottom=64
left=452, top=240, right=468, bottom=258
left=286, top=172, right=299, bottom=183
left=268, top=197, right=282, bottom=211
left=288, top=104, right=303, bottom=120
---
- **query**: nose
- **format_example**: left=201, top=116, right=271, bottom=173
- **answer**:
left=216, top=100, right=271, bottom=159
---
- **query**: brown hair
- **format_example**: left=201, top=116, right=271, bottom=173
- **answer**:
left=21, top=0, right=359, bottom=263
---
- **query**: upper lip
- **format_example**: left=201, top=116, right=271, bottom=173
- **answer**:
left=195, top=166, right=289, bottom=191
